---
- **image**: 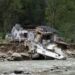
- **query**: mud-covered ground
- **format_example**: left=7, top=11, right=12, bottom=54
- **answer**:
left=0, top=42, right=75, bottom=75
left=0, top=58, right=75, bottom=75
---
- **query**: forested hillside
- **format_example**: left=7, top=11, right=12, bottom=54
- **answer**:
left=0, top=0, right=75, bottom=42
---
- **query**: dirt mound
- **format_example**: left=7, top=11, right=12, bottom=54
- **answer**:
left=0, top=42, right=27, bottom=53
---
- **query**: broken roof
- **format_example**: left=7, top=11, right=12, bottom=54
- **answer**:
left=36, top=26, right=58, bottom=34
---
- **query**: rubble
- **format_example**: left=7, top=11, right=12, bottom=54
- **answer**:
left=2, top=25, right=72, bottom=60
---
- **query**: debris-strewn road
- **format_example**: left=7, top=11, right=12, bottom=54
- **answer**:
left=0, top=58, right=75, bottom=75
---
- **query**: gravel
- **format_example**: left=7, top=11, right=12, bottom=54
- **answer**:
left=0, top=58, right=75, bottom=75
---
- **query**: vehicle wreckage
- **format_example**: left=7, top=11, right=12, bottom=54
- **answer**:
left=5, top=24, right=68, bottom=60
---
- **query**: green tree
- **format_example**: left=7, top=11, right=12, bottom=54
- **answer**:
left=1, top=0, right=22, bottom=32
left=46, top=0, right=75, bottom=42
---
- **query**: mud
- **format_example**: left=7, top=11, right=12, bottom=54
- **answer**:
left=0, top=58, right=75, bottom=75
left=0, top=43, right=26, bottom=53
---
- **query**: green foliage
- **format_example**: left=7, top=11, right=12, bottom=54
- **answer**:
left=0, top=0, right=45, bottom=32
left=0, top=0, right=75, bottom=42
left=46, top=0, right=75, bottom=42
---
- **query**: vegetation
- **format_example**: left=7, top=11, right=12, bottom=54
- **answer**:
left=0, top=0, right=75, bottom=42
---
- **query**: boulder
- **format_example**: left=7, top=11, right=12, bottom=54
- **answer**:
left=11, top=53, right=22, bottom=61
left=20, top=53, right=30, bottom=60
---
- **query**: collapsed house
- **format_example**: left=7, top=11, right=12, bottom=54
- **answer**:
left=4, top=25, right=68, bottom=60
left=31, top=26, right=66, bottom=59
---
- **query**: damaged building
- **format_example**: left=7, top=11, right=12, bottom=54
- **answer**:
left=1, top=25, right=69, bottom=60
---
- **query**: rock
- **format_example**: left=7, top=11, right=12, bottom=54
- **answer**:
left=20, top=53, right=30, bottom=60
left=24, top=72, right=30, bottom=74
left=50, top=68, right=54, bottom=71
left=0, top=53, right=8, bottom=61
left=10, top=73, right=16, bottom=75
left=20, top=53, right=29, bottom=57
left=65, top=69, right=68, bottom=71
left=7, top=52, right=30, bottom=61
left=14, top=70, right=24, bottom=74
left=0, top=53, right=7, bottom=58
left=32, top=53, right=40, bottom=59
left=11, top=53, right=22, bottom=61
left=12, top=53, right=21, bottom=57
left=14, top=68, right=24, bottom=74
left=7, top=57, right=14, bottom=61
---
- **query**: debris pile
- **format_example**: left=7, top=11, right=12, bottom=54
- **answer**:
left=0, top=25, right=70, bottom=60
